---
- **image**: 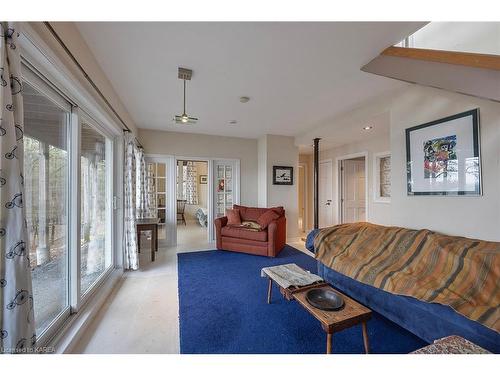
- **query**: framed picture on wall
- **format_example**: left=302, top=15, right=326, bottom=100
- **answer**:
left=273, top=166, right=293, bottom=185
left=199, top=175, right=207, bottom=184
left=406, top=108, right=481, bottom=196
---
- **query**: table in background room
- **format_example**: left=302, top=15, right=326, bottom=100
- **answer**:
left=136, top=218, right=160, bottom=261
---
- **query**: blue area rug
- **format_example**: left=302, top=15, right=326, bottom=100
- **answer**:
left=178, top=246, right=426, bottom=354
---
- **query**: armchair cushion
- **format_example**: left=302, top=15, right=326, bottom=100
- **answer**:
left=221, top=225, right=268, bottom=242
left=226, top=208, right=241, bottom=226
left=256, top=210, right=280, bottom=230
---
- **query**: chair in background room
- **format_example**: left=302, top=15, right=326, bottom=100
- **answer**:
left=177, top=199, right=187, bottom=225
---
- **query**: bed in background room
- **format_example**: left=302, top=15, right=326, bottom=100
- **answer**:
left=195, top=207, right=208, bottom=227
left=306, top=222, right=500, bottom=353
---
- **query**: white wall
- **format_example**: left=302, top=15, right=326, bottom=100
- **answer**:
left=257, top=136, right=268, bottom=207
left=139, top=129, right=259, bottom=206
left=259, top=135, right=300, bottom=239
left=410, top=22, right=500, bottom=56
left=321, top=134, right=392, bottom=226
left=301, top=133, right=392, bottom=229
left=28, top=22, right=139, bottom=135
left=390, top=85, right=500, bottom=241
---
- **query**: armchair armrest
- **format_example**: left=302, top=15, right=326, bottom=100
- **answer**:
left=267, top=215, right=286, bottom=257
left=214, top=216, right=228, bottom=249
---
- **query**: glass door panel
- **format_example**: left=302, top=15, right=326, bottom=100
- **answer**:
left=146, top=161, right=168, bottom=241
left=23, top=81, right=70, bottom=335
left=80, top=122, right=112, bottom=294
left=214, top=161, right=235, bottom=218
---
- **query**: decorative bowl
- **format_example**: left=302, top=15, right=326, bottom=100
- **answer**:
left=305, top=288, right=344, bottom=311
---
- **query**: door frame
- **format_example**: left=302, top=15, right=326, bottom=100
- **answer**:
left=335, top=152, right=369, bottom=224
left=175, top=157, right=211, bottom=245
left=145, top=154, right=240, bottom=245
left=319, top=159, right=334, bottom=228
left=297, top=162, right=308, bottom=232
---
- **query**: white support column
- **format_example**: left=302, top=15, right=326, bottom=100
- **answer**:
left=36, top=142, right=50, bottom=265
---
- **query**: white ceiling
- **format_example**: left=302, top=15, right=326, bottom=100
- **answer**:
left=76, top=22, right=424, bottom=141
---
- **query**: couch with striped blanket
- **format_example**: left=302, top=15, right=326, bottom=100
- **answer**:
left=306, top=222, right=500, bottom=353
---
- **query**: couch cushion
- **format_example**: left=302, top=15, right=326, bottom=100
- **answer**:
left=221, top=225, right=268, bottom=242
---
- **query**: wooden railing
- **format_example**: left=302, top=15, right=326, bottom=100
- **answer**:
left=382, top=46, right=500, bottom=71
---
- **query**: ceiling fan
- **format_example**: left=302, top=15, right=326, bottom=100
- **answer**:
left=174, top=67, right=198, bottom=125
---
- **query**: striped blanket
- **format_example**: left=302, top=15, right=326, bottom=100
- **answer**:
left=314, top=222, right=500, bottom=332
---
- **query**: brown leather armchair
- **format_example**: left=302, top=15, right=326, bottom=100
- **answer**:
left=214, top=205, right=286, bottom=257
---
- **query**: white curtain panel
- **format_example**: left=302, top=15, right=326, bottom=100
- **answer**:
left=135, top=147, right=151, bottom=219
left=123, top=133, right=138, bottom=270
left=145, top=162, right=156, bottom=218
left=185, top=161, right=198, bottom=205
left=0, top=23, right=36, bottom=353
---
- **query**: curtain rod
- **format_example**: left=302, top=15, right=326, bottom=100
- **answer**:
left=43, top=21, right=144, bottom=149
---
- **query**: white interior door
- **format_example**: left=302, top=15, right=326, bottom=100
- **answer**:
left=341, top=158, right=366, bottom=223
left=145, top=155, right=176, bottom=246
left=319, top=160, right=333, bottom=228
left=212, top=159, right=240, bottom=240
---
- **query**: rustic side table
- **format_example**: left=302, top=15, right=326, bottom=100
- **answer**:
left=262, top=263, right=372, bottom=354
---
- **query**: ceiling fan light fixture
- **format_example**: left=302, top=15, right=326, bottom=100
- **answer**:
left=174, top=67, right=198, bottom=125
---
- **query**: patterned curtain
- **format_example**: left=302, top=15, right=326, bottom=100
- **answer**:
left=0, top=23, right=36, bottom=353
left=135, top=147, right=150, bottom=219
left=145, top=162, right=156, bottom=218
left=123, top=133, right=138, bottom=270
left=185, top=161, right=198, bottom=205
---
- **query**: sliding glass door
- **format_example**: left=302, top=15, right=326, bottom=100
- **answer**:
left=21, top=63, right=117, bottom=343
left=23, top=78, right=71, bottom=336
left=80, top=122, right=113, bottom=294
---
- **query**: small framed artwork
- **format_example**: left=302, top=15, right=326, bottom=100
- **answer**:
left=273, top=166, right=294, bottom=185
left=406, top=108, right=481, bottom=196
left=199, top=175, right=208, bottom=184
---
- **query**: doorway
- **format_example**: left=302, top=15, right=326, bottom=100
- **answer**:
left=319, top=160, right=333, bottom=228
left=176, top=159, right=209, bottom=247
left=338, top=154, right=367, bottom=224
left=297, top=163, right=307, bottom=234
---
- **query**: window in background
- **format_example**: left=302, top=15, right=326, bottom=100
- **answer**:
left=80, top=122, right=112, bottom=294
left=23, top=80, right=70, bottom=335
left=373, top=152, right=391, bottom=204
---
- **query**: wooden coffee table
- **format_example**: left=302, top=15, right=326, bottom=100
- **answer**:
left=293, top=285, right=372, bottom=354
left=262, top=264, right=372, bottom=354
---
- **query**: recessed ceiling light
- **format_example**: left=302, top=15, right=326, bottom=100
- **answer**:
left=363, top=125, right=373, bottom=130
left=239, top=96, right=250, bottom=103
left=229, top=120, right=238, bottom=125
